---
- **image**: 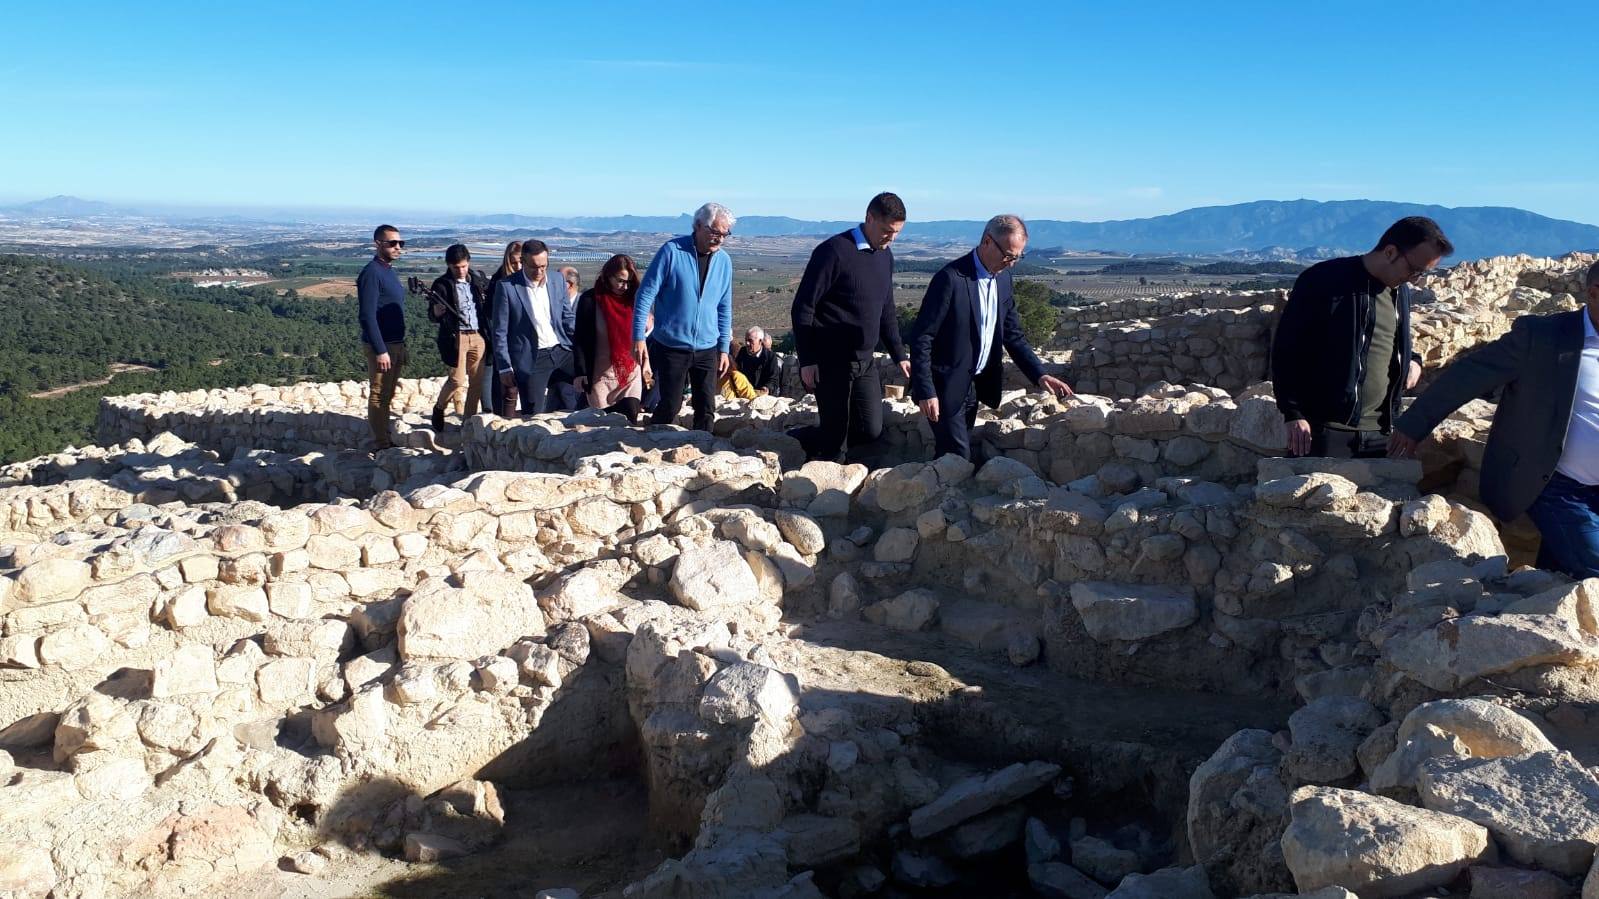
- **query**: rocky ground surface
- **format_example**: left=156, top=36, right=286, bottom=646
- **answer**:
left=3, top=250, right=1599, bottom=898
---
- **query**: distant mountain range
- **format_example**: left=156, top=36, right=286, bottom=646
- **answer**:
left=453, top=200, right=1599, bottom=260
left=10, top=196, right=1599, bottom=261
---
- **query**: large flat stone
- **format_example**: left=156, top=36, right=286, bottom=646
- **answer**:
left=1281, top=786, right=1490, bottom=898
left=1070, top=581, right=1197, bottom=642
left=1417, top=750, right=1599, bottom=875
left=908, top=761, right=1060, bottom=839
left=1383, top=613, right=1599, bottom=691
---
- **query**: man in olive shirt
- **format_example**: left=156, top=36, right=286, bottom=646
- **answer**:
left=1271, top=216, right=1453, bottom=457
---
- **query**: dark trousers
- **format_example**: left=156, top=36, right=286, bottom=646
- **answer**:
left=1293, top=425, right=1388, bottom=459
left=515, top=345, right=574, bottom=416
left=1527, top=472, right=1599, bottom=578
left=649, top=344, right=719, bottom=431
left=930, top=384, right=980, bottom=460
left=794, top=359, right=884, bottom=461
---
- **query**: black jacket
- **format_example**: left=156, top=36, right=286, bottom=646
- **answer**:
left=1271, top=255, right=1422, bottom=431
left=734, top=346, right=779, bottom=392
left=426, top=270, right=491, bottom=366
left=907, top=252, right=1046, bottom=410
left=571, top=289, right=641, bottom=383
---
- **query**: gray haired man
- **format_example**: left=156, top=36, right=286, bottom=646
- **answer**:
left=631, top=203, right=736, bottom=431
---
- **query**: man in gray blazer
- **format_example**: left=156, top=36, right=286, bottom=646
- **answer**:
left=492, top=239, right=577, bottom=415
left=1391, top=261, right=1599, bottom=578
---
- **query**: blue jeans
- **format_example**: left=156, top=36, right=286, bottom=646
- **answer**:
left=1526, top=472, right=1599, bottom=578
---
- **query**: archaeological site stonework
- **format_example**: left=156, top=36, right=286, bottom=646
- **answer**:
left=2, top=250, right=1599, bottom=898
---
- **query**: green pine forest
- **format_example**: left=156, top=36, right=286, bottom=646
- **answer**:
left=0, top=255, right=431, bottom=464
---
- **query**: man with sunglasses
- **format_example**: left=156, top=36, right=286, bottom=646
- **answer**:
left=789, top=192, right=914, bottom=462
left=358, top=224, right=409, bottom=451
left=1271, top=216, right=1453, bottom=458
left=907, top=214, right=1074, bottom=460
left=632, top=202, right=736, bottom=432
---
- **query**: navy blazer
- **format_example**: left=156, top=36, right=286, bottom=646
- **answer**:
left=1398, top=309, right=1588, bottom=521
left=492, top=271, right=576, bottom=374
left=907, top=252, right=1046, bottom=410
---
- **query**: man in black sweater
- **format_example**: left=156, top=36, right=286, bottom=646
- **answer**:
left=734, top=326, right=780, bottom=394
left=789, top=192, right=911, bottom=461
left=1271, top=216, right=1452, bottom=458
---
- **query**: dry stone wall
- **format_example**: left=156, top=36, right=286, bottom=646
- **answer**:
left=5, top=248, right=1598, bottom=898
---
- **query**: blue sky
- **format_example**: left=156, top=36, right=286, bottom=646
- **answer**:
left=4, top=1, right=1596, bottom=224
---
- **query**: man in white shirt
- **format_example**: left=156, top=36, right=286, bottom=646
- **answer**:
left=1393, top=261, right=1599, bottom=577
left=491, top=239, right=577, bottom=415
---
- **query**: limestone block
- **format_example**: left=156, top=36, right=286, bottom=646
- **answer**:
left=12, top=557, right=90, bottom=605
left=909, top=761, right=1060, bottom=839
left=774, top=510, right=826, bottom=555
left=37, top=623, right=111, bottom=670
left=828, top=572, right=863, bottom=619
left=1417, top=750, right=1599, bottom=875
left=873, top=527, right=919, bottom=563
left=1282, top=696, right=1384, bottom=785
left=257, top=657, right=317, bottom=705
left=1392, top=697, right=1553, bottom=763
left=1105, top=866, right=1214, bottom=898
left=265, top=581, right=314, bottom=619
left=1506, top=578, right=1599, bottom=635
left=1070, top=581, right=1197, bottom=642
left=306, top=534, right=361, bottom=570
left=538, top=567, right=626, bottom=622
left=179, top=554, right=220, bottom=583
left=397, top=576, right=545, bottom=661
left=669, top=540, right=760, bottom=613
left=212, top=524, right=266, bottom=554
left=1255, top=473, right=1358, bottom=509
left=699, top=662, right=796, bottom=725
left=207, top=584, right=269, bottom=622
left=260, top=511, right=312, bottom=549
left=152, top=644, right=219, bottom=698
left=1281, top=786, right=1490, bottom=897
left=864, top=588, right=939, bottom=632
left=1383, top=613, right=1599, bottom=692
left=0, top=841, right=56, bottom=894
left=1187, top=729, right=1292, bottom=895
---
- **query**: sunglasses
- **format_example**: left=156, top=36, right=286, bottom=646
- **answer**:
left=381, top=239, right=405, bottom=249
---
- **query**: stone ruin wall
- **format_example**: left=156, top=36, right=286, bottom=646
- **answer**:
left=2, top=250, right=1599, bottom=898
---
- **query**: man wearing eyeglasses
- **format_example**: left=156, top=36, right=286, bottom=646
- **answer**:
left=1271, top=216, right=1453, bottom=458
left=789, top=192, right=914, bottom=462
left=907, top=214, right=1074, bottom=461
left=734, top=326, right=779, bottom=395
left=632, top=202, right=735, bottom=432
left=358, top=224, right=409, bottom=451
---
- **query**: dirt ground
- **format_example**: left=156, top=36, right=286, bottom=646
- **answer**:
left=237, top=777, right=665, bottom=899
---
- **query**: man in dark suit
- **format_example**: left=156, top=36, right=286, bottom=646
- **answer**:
left=492, top=239, right=577, bottom=416
left=907, top=214, right=1073, bottom=460
left=1391, top=261, right=1599, bottom=578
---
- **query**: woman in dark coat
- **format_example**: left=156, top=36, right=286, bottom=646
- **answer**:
left=572, top=254, right=651, bottom=423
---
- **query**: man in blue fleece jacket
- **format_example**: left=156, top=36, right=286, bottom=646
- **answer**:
left=631, top=202, right=735, bottom=431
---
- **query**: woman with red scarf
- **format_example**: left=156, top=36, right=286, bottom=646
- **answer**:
left=572, top=254, right=651, bottom=423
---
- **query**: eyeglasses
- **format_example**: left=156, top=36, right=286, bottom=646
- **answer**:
left=610, top=275, right=632, bottom=285
left=381, top=239, right=405, bottom=249
left=987, top=235, right=1024, bottom=264
left=704, top=227, right=731, bottom=241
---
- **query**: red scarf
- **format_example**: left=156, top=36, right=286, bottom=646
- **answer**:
left=598, top=293, right=636, bottom=383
